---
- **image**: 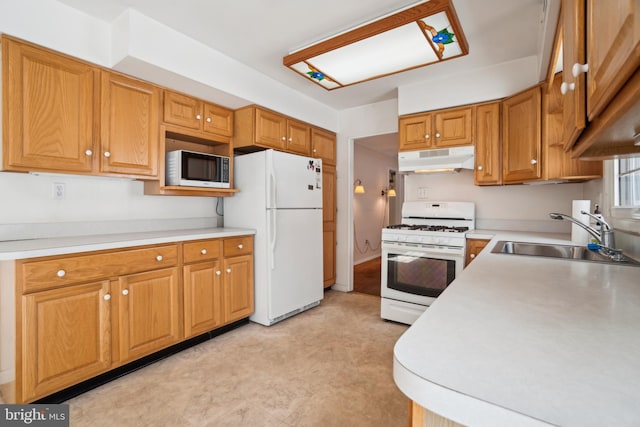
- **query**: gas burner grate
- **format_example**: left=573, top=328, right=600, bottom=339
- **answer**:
left=385, top=224, right=469, bottom=233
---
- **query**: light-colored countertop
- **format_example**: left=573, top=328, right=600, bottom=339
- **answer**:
left=0, top=227, right=255, bottom=260
left=394, top=230, right=640, bottom=427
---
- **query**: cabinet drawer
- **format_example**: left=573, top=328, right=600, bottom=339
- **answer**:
left=223, top=236, right=253, bottom=257
left=183, top=239, right=222, bottom=264
left=20, top=244, right=178, bottom=293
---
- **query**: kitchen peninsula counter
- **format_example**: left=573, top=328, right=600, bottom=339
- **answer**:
left=0, top=227, right=255, bottom=260
left=394, top=231, right=640, bottom=426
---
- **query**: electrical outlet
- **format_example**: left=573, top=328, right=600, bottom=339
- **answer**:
left=53, top=183, right=66, bottom=200
left=418, top=187, right=428, bottom=199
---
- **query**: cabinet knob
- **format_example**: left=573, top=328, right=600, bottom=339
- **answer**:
left=226, top=268, right=232, bottom=273
left=104, top=151, right=111, bottom=158
left=530, top=159, right=537, bottom=165
left=56, top=269, right=66, bottom=278
left=122, top=289, right=129, bottom=296
left=216, top=270, right=221, bottom=276
left=85, top=149, right=93, bottom=156
left=435, top=132, right=441, bottom=138
left=206, top=117, right=212, bottom=123
left=238, top=244, right=243, bottom=249
left=196, top=114, right=201, bottom=120
left=572, top=62, right=589, bottom=77
left=470, top=253, right=476, bottom=259
left=477, top=165, right=483, bottom=171
left=103, top=294, right=111, bottom=301
left=156, top=255, right=163, bottom=261
left=288, top=137, right=293, bottom=142
left=425, top=134, right=430, bottom=139
left=281, top=136, right=286, bottom=141
left=560, top=82, right=575, bottom=95
left=313, top=149, right=317, bottom=153
left=201, top=249, right=207, bottom=255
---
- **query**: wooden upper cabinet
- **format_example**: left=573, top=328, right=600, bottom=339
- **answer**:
left=399, top=113, right=432, bottom=151
left=561, top=0, right=587, bottom=150
left=163, top=90, right=233, bottom=138
left=502, top=86, right=542, bottom=183
left=585, top=0, right=640, bottom=120
left=254, top=107, right=287, bottom=150
left=2, top=36, right=98, bottom=173
left=399, top=106, right=473, bottom=151
left=285, top=119, right=311, bottom=155
left=311, top=127, right=336, bottom=165
left=474, top=102, right=501, bottom=185
left=100, top=71, right=159, bottom=178
left=434, top=106, right=474, bottom=147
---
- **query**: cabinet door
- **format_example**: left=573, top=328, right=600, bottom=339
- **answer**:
left=322, top=165, right=336, bottom=287
left=502, top=86, right=542, bottom=183
left=285, top=120, right=311, bottom=155
left=465, top=239, right=490, bottom=266
left=22, top=281, right=111, bottom=401
left=116, top=268, right=181, bottom=362
left=163, top=90, right=202, bottom=130
left=433, top=106, right=474, bottom=147
left=3, top=38, right=97, bottom=173
left=474, top=103, right=501, bottom=185
left=223, top=255, right=254, bottom=323
left=561, top=0, right=587, bottom=150
left=100, top=71, right=159, bottom=177
left=399, top=114, right=432, bottom=151
left=586, top=0, right=640, bottom=120
left=311, top=128, right=337, bottom=165
left=202, top=102, right=234, bottom=137
left=255, top=108, right=287, bottom=149
left=183, top=261, right=223, bottom=337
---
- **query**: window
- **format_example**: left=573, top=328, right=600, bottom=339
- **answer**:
left=615, top=158, right=640, bottom=207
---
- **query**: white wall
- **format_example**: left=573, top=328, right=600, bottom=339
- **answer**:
left=404, top=171, right=597, bottom=232
left=353, top=144, right=396, bottom=265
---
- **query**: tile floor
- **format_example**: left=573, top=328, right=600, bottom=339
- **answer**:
left=67, top=291, right=409, bottom=426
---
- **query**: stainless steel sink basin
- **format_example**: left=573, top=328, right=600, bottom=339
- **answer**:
left=491, top=241, right=640, bottom=266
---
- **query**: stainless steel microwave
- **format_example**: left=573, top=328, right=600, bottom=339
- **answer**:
left=165, top=150, right=230, bottom=188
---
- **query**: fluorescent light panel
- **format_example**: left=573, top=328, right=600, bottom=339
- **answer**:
left=283, top=0, right=468, bottom=90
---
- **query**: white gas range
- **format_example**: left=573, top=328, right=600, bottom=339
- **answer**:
left=381, top=201, right=475, bottom=325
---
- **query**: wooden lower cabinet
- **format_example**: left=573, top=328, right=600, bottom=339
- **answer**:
left=465, top=238, right=491, bottom=266
left=11, top=235, right=255, bottom=403
left=21, top=281, right=111, bottom=402
left=410, top=400, right=464, bottom=427
left=114, top=268, right=181, bottom=363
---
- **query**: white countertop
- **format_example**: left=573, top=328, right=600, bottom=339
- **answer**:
left=0, top=227, right=255, bottom=260
left=394, top=231, right=640, bottom=427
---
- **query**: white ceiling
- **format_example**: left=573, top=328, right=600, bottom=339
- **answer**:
left=54, top=0, right=554, bottom=111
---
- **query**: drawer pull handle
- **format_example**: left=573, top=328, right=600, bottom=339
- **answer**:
left=201, top=249, right=207, bottom=255
left=226, top=268, right=232, bottom=273
left=156, top=255, right=163, bottom=262
left=216, top=270, right=221, bottom=276
left=103, top=294, right=111, bottom=301
left=530, top=159, right=537, bottom=165
left=238, top=244, right=243, bottom=249
left=57, top=269, right=66, bottom=278
left=122, top=289, right=129, bottom=296
left=572, top=62, right=589, bottom=77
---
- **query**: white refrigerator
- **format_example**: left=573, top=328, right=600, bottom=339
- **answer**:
left=224, top=149, right=324, bottom=326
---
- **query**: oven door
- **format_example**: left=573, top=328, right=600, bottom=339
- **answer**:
left=381, top=242, right=464, bottom=306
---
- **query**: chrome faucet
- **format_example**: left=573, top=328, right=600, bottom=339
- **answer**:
left=549, top=211, right=621, bottom=259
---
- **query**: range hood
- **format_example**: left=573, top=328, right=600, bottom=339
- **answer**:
left=398, top=145, right=475, bottom=173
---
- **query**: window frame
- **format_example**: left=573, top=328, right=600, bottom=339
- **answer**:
left=605, top=160, right=640, bottom=233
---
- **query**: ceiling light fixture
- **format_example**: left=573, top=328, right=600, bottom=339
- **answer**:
left=283, top=0, right=468, bottom=90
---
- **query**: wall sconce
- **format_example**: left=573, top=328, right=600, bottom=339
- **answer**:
left=354, top=179, right=365, bottom=194
left=381, top=188, right=396, bottom=197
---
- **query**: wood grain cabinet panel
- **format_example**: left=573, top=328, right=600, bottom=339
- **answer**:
left=2, top=37, right=98, bottom=173
left=502, top=86, right=542, bottom=183
left=21, top=281, right=111, bottom=402
left=100, top=71, right=160, bottom=178
left=399, top=106, right=474, bottom=151
left=163, top=90, right=233, bottom=138
left=322, top=165, right=336, bottom=287
left=465, top=238, right=490, bottom=266
left=398, top=114, right=432, bottom=151
left=285, top=119, right=311, bottom=155
left=115, top=267, right=181, bottom=363
left=222, top=254, right=254, bottom=323
left=474, top=102, right=501, bottom=185
left=254, top=108, right=287, bottom=150
left=311, top=127, right=336, bottom=165
left=183, top=260, right=223, bottom=338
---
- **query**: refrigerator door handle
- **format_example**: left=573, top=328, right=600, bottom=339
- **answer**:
left=269, top=208, right=277, bottom=270
left=268, top=168, right=277, bottom=209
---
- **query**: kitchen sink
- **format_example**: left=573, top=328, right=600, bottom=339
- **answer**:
left=491, top=240, right=640, bottom=266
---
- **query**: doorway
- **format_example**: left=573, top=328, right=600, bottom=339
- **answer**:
left=352, top=133, right=400, bottom=296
